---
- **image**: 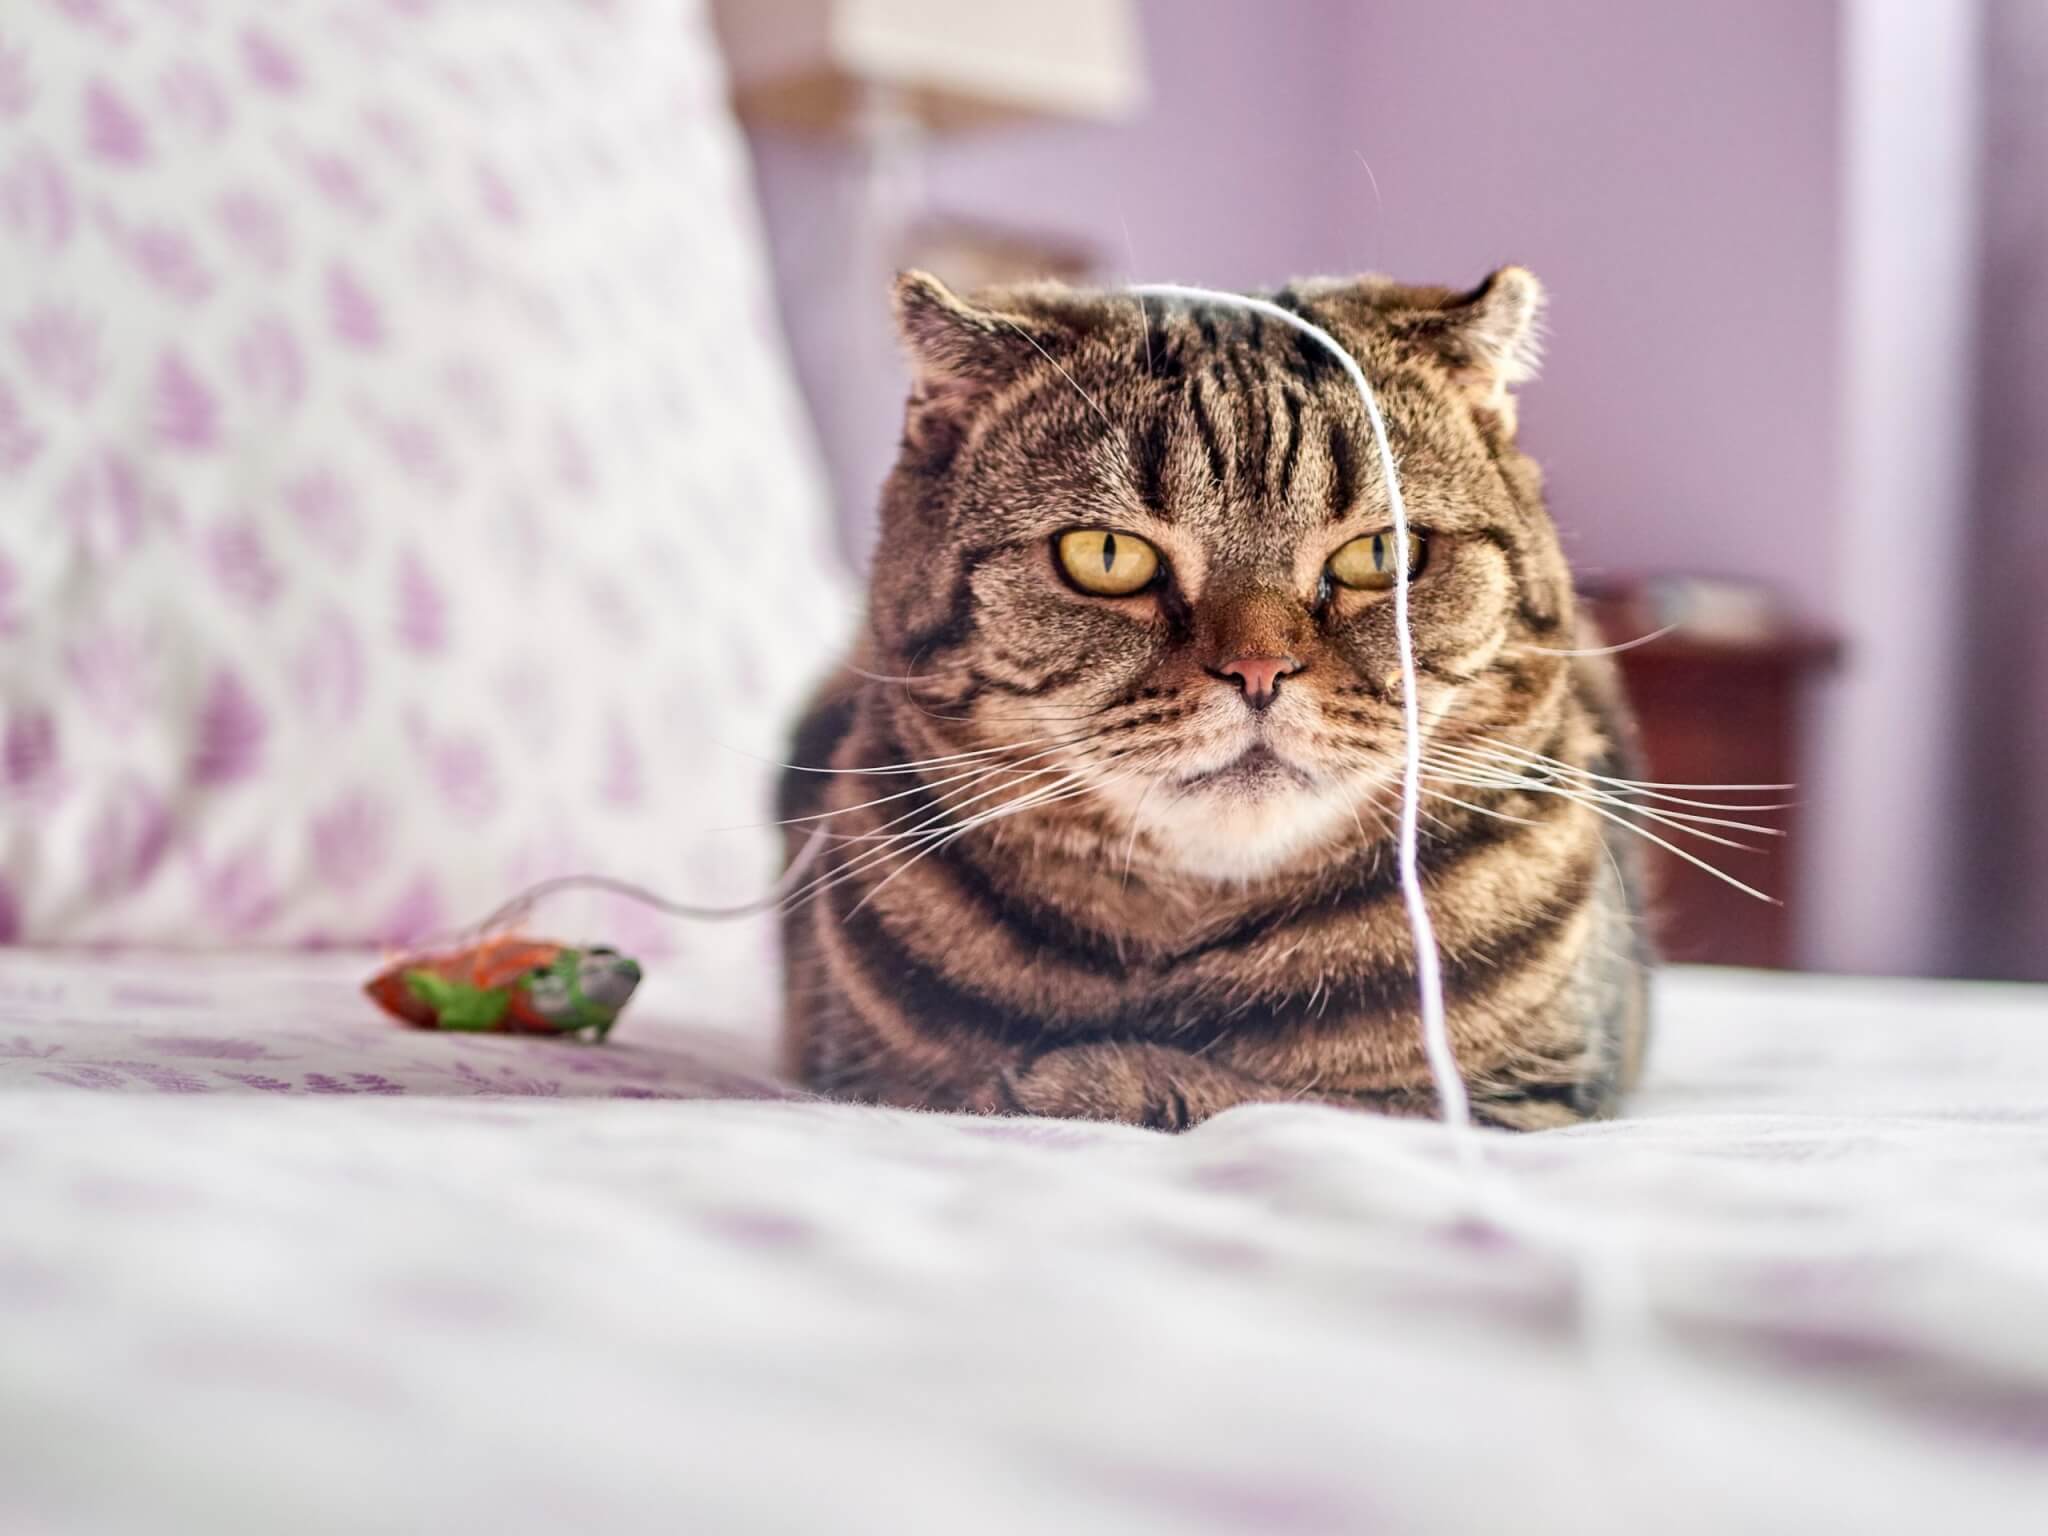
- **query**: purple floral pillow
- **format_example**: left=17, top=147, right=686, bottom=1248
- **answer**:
left=0, top=0, right=848, bottom=1015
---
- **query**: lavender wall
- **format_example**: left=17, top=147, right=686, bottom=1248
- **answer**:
left=1336, top=0, right=1844, bottom=623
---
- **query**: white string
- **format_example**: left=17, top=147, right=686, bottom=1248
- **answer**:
left=1129, top=284, right=1471, bottom=1137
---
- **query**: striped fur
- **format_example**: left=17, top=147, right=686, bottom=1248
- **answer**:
left=781, top=269, right=1651, bottom=1131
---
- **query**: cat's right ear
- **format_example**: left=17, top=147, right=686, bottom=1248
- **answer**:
left=892, top=271, right=1054, bottom=420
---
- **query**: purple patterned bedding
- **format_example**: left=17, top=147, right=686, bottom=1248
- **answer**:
left=0, top=948, right=795, bottom=1102
left=4, top=949, right=2047, bottom=1535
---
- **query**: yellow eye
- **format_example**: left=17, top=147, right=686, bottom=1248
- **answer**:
left=1327, top=530, right=1428, bottom=591
left=1056, top=529, right=1161, bottom=596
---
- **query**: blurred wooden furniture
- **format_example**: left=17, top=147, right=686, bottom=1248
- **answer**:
left=901, top=216, right=1098, bottom=290
left=1584, top=587, right=1842, bottom=970
left=710, top=0, right=1145, bottom=136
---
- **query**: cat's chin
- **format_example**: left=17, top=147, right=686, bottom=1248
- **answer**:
left=1140, top=786, right=1358, bottom=883
left=1110, top=762, right=1373, bottom=884
left=1171, top=744, right=1311, bottom=794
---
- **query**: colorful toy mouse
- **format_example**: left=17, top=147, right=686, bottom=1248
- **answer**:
left=365, top=938, right=641, bottom=1041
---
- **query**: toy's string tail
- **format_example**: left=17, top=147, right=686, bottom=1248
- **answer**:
left=1128, top=283, right=1469, bottom=1141
left=460, top=828, right=829, bottom=945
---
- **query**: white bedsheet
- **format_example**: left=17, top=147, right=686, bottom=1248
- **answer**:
left=3, top=951, right=2046, bottom=1535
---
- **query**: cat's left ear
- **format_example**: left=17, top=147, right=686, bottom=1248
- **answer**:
left=892, top=270, right=1059, bottom=410
left=891, top=270, right=1070, bottom=462
left=1401, top=266, right=1546, bottom=432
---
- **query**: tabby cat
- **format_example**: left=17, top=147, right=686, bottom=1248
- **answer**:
left=779, top=267, right=1651, bottom=1131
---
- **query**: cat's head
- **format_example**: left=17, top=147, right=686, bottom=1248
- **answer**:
left=867, top=268, right=1574, bottom=883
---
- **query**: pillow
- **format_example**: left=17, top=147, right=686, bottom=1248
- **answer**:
left=0, top=0, right=850, bottom=1016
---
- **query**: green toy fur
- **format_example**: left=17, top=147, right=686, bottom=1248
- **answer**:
left=402, top=970, right=512, bottom=1032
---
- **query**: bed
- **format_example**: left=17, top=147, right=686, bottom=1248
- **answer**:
left=6, top=4, right=2047, bottom=1530
left=4, top=950, right=2046, bottom=1534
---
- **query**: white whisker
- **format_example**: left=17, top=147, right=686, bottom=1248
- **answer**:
left=1119, top=775, right=1162, bottom=892
left=780, top=760, right=1113, bottom=921
left=1515, top=623, right=1679, bottom=658
left=1423, top=760, right=1776, bottom=852
left=993, top=315, right=1123, bottom=442
left=758, top=731, right=1086, bottom=778
left=1421, top=787, right=1544, bottom=828
left=843, top=773, right=1114, bottom=919
left=1421, top=764, right=1778, bottom=903
left=1470, top=737, right=1793, bottom=797
left=1426, top=750, right=1787, bottom=840
left=842, top=660, right=968, bottom=687
left=1438, top=742, right=1795, bottom=813
left=732, top=740, right=1091, bottom=834
left=1578, top=798, right=1780, bottom=904
left=829, top=759, right=1087, bottom=846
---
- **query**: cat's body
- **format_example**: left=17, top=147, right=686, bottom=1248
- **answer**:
left=780, top=270, right=1651, bottom=1130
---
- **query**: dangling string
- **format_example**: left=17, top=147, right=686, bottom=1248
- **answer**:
left=1129, top=283, right=1469, bottom=1138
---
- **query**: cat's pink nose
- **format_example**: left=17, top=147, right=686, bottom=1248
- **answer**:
left=1216, top=654, right=1302, bottom=709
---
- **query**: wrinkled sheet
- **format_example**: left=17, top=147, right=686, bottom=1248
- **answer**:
left=3, top=949, right=2046, bottom=1535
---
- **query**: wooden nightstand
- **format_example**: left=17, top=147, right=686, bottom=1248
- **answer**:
left=1584, top=591, right=1841, bottom=970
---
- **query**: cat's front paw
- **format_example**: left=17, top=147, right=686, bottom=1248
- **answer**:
left=1001, top=1042, right=1288, bottom=1131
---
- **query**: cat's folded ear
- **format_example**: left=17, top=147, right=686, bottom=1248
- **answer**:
left=1398, top=266, right=1546, bottom=431
left=892, top=270, right=1062, bottom=411
left=1428, top=265, right=1545, bottom=394
left=1298, top=265, right=1545, bottom=432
